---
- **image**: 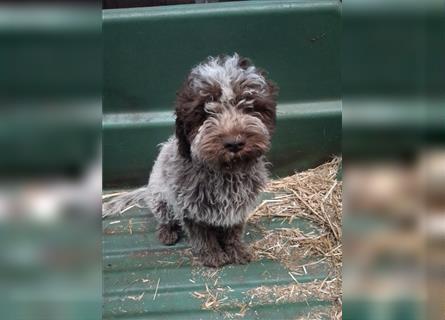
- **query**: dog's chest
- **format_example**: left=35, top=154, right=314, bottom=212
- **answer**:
left=179, top=169, right=257, bottom=207
left=175, top=162, right=267, bottom=226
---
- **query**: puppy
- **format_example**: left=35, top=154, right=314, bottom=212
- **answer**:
left=105, top=53, right=278, bottom=267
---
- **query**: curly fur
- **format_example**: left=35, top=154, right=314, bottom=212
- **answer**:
left=147, top=136, right=268, bottom=227
left=103, top=53, right=278, bottom=267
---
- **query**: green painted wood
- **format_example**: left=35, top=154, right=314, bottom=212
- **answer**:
left=343, top=0, right=445, bottom=98
left=103, top=0, right=341, bottom=113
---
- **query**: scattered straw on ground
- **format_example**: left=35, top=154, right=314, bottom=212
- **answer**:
left=192, top=284, right=248, bottom=318
left=247, top=157, right=342, bottom=318
left=251, top=228, right=341, bottom=272
left=251, top=157, right=342, bottom=241
left=250, top=157, right=342, bottom=271
left=246, top=278, right=341, bottom=305
left=295, top=305, right=342, bottom=320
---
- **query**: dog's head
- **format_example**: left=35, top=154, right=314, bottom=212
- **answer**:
left=175, top=54, right=278, bottom=167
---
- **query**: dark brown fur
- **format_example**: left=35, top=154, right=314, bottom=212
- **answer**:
left=157, top=222, right=181, bottom=245
left=218, top=224, right=253, bottom=264
left=184, top=219, right=252, bottom=267
left=175, top=83, right=207, bottom=159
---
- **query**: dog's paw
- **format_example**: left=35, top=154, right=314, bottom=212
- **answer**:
left=157, top=225, right=179, bottom=245
left=199, top=250, right=230, bottom=268
left=225, top=244, right=253, bottom=265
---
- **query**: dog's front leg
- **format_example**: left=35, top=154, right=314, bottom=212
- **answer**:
left=183, top=218, right=230, bottom=268
left=219, top=224, right=253, bottom=264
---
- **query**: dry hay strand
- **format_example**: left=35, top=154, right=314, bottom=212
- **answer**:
left=251, top=228, right=342, bottom=272
left=294, top=303, right=342, bottom=320
left=192, top=279, right=341, bottom=318
left=250, top=157, right=342, bottom=269
left=192, top=285, right=248, bottom=319
left=189, top=256, right=247, bottom=318
left=246, top=277, right=341, bottom=305
left=192, top=285, right=231, bottom=310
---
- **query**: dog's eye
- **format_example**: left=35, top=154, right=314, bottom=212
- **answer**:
left=243, top=105, right=255, bottom=113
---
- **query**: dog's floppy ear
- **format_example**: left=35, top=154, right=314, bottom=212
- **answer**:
left=175, top=82, right=193, bottom=158
left=175, top=111, right=191, bottom=159
left=252, top=79, right=279, bottom=134
left=175, top=80, right=205, bottom=159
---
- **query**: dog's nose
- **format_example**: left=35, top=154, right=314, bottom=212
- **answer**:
left=223, top=139, right=245, bottom=153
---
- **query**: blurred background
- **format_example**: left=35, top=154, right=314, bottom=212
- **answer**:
left=0, top=1, right=101, bottom=319
left=343, top=0, right=445, bottom=319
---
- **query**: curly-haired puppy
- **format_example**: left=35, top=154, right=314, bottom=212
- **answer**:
left=105, top=53, right=278, bottom=267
